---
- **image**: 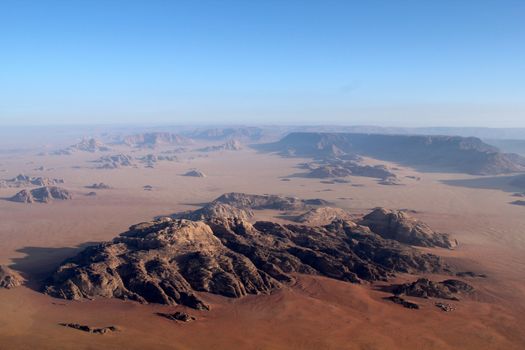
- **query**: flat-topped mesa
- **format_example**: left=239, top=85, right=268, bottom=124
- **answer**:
left=198, top=139, right=243, bottom=152
left=9, top=186, right=72, bottom=203
left=213, top=192, right=330, bottom=211
left=44, top=210, right=446, bottom=309
left=0, top=265, right=22, bottom=289
left=121, top=132, right=193, bottom=148
left=359, top=208, right=456, bottom=249
left=258, top=132, right=525, bottom=175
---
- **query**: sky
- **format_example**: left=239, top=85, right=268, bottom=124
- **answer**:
left=0, top=0, right=524, bottom=127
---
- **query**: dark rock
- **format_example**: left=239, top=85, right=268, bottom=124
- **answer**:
left=86, top=183, right=112, bottom=189
left=435, top=302, right=455, bottom=312
left=198, top=139, right=243, bottom=152
left=389, top=278, right=474, bottom=300
left=384, top=295, right=419, bottom=309
left=157, top=311, right=195, bottom=322
left=59, top=323, right=118, bottom=334
left=456, top=271, right=487, bottom=278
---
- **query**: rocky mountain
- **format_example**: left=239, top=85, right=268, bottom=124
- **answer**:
left=175, top=202, right=253, bottom=221
left=52, top=138, right=111, bottom=155
left=137, top=154, right=177, bottom=168
left=121, top=132, right=193, bottom=148
left=212, top=192, right=330, bottom=211
left=294, top=207, right=352, bottom=226
left=258, top=132, right=525, bottom=175
left=198, top=140, right=243, bottom=152
left=183, top=169, right=206, bottom=177
left=44, top=212, right=446, bottom=309
left=9, top=186, right=72, bottom=203
left=388, top=278, right=474, bottom=300
left=0, top=174, right=64, bottom=188
left=94, top=154, right=135, bottom=169
left=191, top=127, right=264, bottom=142
left=0, top=265, right=22, bottom=289
left=304, top=160, right=396, bottom=180
left=360, top=208, right=456, bottom=249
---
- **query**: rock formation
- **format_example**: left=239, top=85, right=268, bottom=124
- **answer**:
left=157, top=311, right=195, bottom=322
left=384, top=295, right=419, bottom=309
left=59, top=323, right=118, bottom=334
left=137, top=154, right=178, bottom=168
left=9, top=186, right=72, bottom=203
left=212, top=192, right=329, bottom=211
left=198, top=139, right=243, bottom=152
left=121, top=132, right=193, bottom=148
left=257, top=132, right=525, bottom=175
left=86, top=183, right=112, bottom=189
left=52, top=138, right=111, bottom=155
left=183, top=170, right=206, bottom=178
left=176, top=202, right=253, bottom=221
left=0, top=265, right=22, bottom=289
left=305, top=161, right=396, bottom=180
left=95, top=154, right=135, bottom=169
left=389, top=278, right=474, bottom=300
left=44, top=208, right=446, bottom=309
left=295, top=207, right=352, bottom=226
left=360, top=208, right=456, bottom=249
left=0, top=174, right=64, bottom=188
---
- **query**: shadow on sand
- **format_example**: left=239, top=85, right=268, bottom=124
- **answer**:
left=9, top=242, right=100, bottom=291
left=440, top=175, right=524, bottom=193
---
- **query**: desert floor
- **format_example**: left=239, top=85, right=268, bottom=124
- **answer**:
left=0, top=146, right=524, bottom=350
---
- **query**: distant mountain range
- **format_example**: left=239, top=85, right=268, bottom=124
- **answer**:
left=257, top=132, right=525, bottom=175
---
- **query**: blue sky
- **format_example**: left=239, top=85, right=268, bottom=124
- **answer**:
left=1, top=0, right=524, bottom=126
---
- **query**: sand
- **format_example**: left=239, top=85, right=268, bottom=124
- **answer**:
left=0, top=144, right=524, bottom=349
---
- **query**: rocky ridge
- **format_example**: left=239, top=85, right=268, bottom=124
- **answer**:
left=43, top=195, right=450, bottom=309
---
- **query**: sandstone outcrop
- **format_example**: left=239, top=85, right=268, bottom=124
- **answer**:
left=44, top=211, right=446, bottom=309
left=360, top=208, right=456, bottom=249
left=9, top=186, right=72, bottom=203
left=0, top=265, right=22, bottom=289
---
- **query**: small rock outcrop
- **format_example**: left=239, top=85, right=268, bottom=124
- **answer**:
left=360, top=208, right=456, bottom=249
left=384, top=295, right=419, bottom=309
left=121, top=132, right=193, bottom=148
left=86, top=183, right=112, bottom=189
left=59, top=323, right=118, bottom=334
left=9, top=186, right=72, bottom=203
left=157, top=311, right=195, bottom=322
left=176, top=202, right=253, bottom=221
left=0, top=265, right=22, bottom=289
left=389, top=278, right=474, bottom=301
left=183, top=170, right=206, bottom=178
left=95, top=154, right=135, bottom=169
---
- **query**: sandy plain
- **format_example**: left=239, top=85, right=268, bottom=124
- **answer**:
left=0, top=144, right=524, bottom=350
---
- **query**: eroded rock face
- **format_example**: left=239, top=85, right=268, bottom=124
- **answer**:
left=0, top=265, right=22, bottom=289
left=295, top=207, right=352, bottom=226
left=0, top=174, right=64, bottom=188
left=59, top=323, right=118, bottom=334
left=9, top=186, right=72, bottom=203
left=213, top=192, right=330, bottom=211
left=384, top=295, right=419, bottom=309
left=44, top=214, right=446, bottom=309
left=360, top=208, right=456, bottom=249
left=198, top=139, right=243, bottom=152
left=95, top=154, right=135, bottom=169
left=176, top=202, right=253, bottom=221
left=121, top=132, right=193, bottom=148
left=306, top=161, right=396, bottom=180
left=389, top=278, right=474, bottom=300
